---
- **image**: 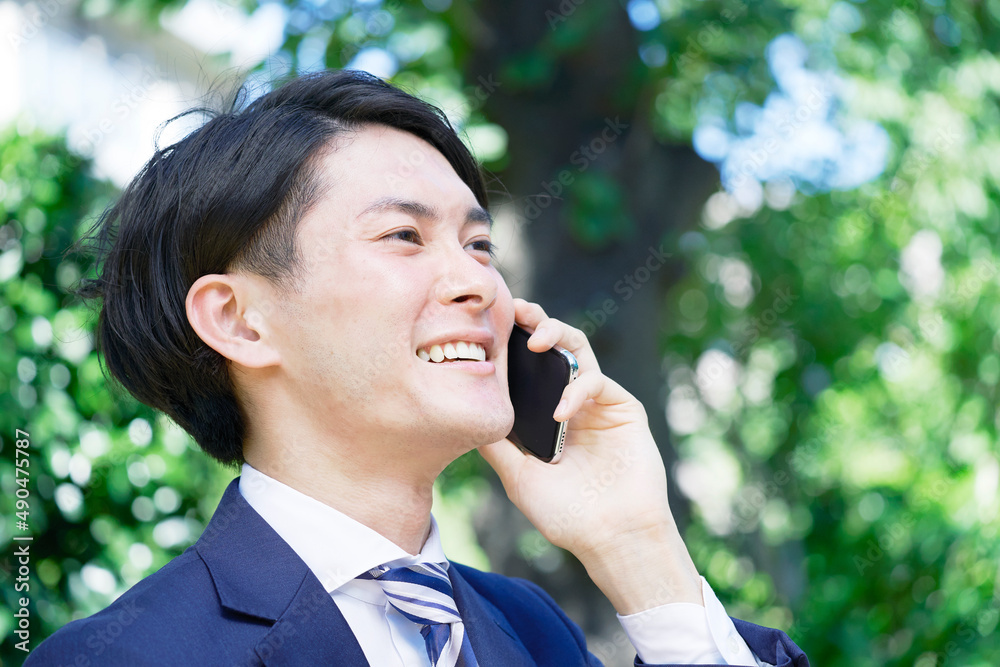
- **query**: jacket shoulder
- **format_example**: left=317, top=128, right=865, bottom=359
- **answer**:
left=26, top=547, right=260, bottom=667
left=450, top=562, right=594, bottom=662
left=451, top=562, right=571, bottom=616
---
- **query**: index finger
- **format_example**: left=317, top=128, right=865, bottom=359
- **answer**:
left=512, top=299, right=599, bottom=373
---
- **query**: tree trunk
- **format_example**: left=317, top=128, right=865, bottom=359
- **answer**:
left=460, top=2, right=720, bottom=661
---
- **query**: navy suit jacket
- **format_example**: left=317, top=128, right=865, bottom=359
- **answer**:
left=26, top=479, right=809, bottom=666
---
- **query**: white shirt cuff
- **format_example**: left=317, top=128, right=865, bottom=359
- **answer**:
left=617, top=576, right=758, bottom=665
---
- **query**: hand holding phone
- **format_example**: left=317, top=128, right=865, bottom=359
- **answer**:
left=482, top=301, right=705, bottom=611
left=506, top=324, right=579, bottom=463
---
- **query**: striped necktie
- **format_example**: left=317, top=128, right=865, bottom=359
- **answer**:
left=359, top=562, right=478, bottom=667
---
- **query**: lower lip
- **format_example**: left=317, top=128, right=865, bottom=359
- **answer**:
left=421, top=359, right=495, bottom=375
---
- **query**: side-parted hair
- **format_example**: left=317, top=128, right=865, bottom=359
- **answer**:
left=77, top=69, right=487, bottom=467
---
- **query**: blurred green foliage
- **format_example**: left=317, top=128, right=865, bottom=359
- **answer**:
left=3, top=0, right=1000, bottom=665
left=0, top=129, right=232, bottom=661
left=656, top=1, right=1000, bottom=666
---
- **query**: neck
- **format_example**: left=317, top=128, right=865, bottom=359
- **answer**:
left=243, top=427, right=449, bottom=555
left=236, top=373, right=486, bottom=554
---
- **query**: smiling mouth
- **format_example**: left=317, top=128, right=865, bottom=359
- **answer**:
left=417, top=341, right=487, bottom=363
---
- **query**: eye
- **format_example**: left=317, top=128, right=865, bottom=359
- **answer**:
left=467, top=238, right=498, bottom=258
left=383, top=228, right=422, bottom=245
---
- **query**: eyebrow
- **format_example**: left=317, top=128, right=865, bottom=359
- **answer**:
left=357, top=196, right=493, bottom=229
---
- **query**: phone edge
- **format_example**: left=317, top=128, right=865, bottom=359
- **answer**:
left=546, top=348, right=580, bottom=464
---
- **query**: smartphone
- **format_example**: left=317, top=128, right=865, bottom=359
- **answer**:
left=506, top=324, right=580, bottom=463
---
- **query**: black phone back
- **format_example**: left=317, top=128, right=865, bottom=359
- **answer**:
left=506, top=325, right=578, bottom=462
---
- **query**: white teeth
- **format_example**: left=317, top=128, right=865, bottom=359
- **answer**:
left=418, top=341, right=487, bottom=363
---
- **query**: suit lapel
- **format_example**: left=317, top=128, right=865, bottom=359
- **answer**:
left=252, top=575, right=369, bottom=666
left=449, top=565, right=536, bottom=666
left=196, top=479, right=539, bottom=666
left=195, top=479, right=368, bottom=666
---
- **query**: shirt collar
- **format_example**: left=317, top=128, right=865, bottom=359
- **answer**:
left=238, top=463, right=448, bottom=593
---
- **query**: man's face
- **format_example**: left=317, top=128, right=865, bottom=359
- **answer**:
left=259, top=124, right=515, bottom=457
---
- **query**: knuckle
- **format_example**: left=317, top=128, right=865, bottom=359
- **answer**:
left=565, top=327, right=588, bottom=348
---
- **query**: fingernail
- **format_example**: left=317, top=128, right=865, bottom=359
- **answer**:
left=554, top=399, right=567, bottom=419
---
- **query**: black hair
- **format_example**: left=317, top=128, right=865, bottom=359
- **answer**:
left=77, top=69, right=487, bottom=467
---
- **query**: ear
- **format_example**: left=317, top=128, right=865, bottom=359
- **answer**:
left=186, top=274, right=282, bottom=369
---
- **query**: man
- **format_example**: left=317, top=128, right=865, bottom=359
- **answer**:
left=27, top=70, right=808, bottom=666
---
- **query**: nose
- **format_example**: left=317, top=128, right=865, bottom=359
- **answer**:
left=434, top=247, right=498, bottom=310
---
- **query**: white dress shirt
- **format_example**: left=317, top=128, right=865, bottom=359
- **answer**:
left=239, top=463, right=761, bottom=665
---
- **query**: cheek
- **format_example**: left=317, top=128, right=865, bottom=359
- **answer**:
left=491, top=276, right=515, bottom=387
left=492, top=271, right=515, bottom=322
left=355, top=273, right=428, bottom=360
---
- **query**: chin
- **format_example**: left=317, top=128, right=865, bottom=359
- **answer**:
left=435, top=402, right=515, bottom=448
left=475, top=407, right=516, bottom=445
